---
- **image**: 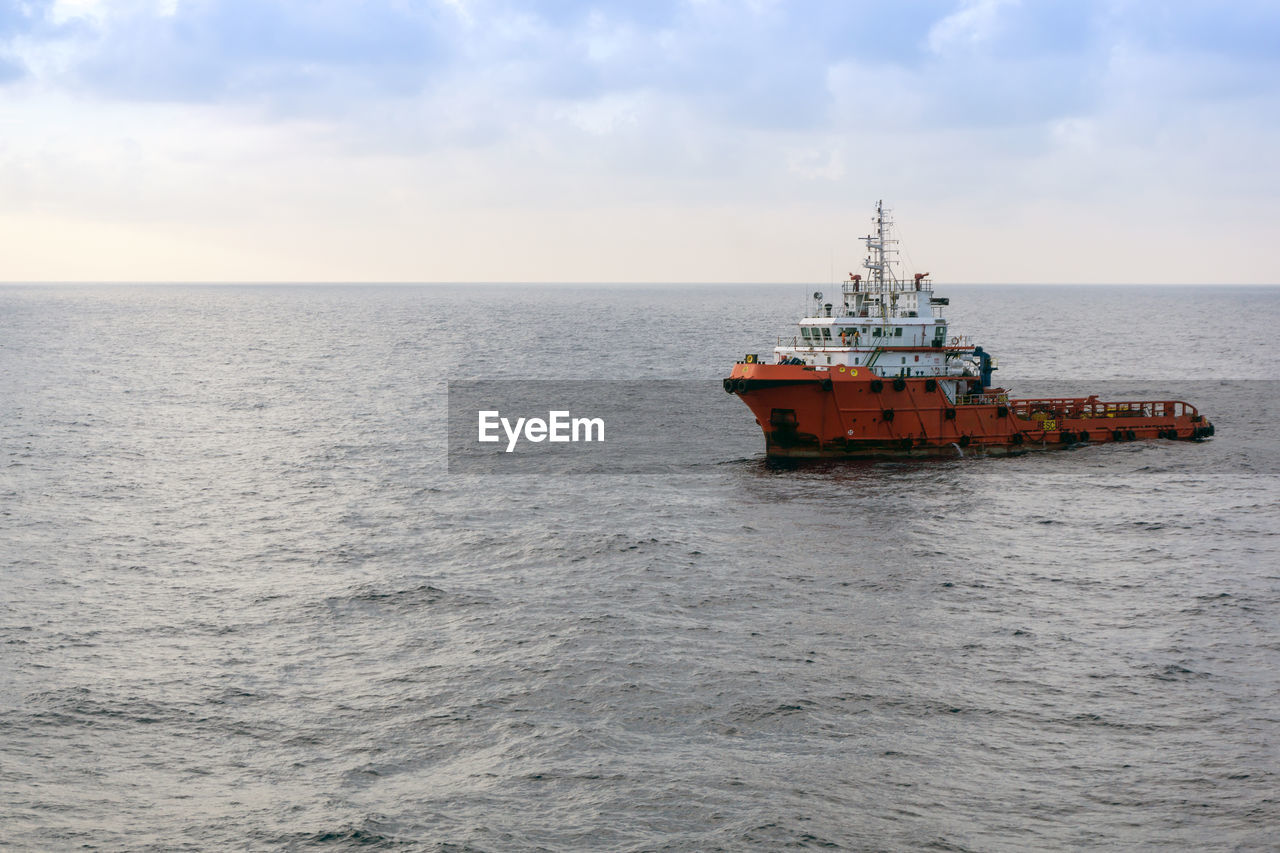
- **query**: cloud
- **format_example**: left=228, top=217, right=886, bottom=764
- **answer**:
left=0, top=52, right=24, bottom=82
left=7, top=2, right=941, bottom=119
left=7, top=1, right=1279, bottom=173
left=64, top=0, right=457, bottom=103
left=927, top=0, right=1017, bottom=55
left=1, top=0, right=60, bottom=83
left=2, top=1, right=1279, bottom=282
left=1106, top=0, right=1280, bottom=61
left=3, top=1, right=1273, bottom=111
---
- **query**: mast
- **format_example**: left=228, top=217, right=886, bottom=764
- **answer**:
left=859, top=200, right=902, bottom=323
left=862, top=200, right=900, bottom=290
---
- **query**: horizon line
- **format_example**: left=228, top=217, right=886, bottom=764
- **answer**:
left=2, top=281, right=1279, bottom=288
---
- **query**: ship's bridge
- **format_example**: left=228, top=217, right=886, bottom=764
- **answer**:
left=771, top=200, right=972, bottom=378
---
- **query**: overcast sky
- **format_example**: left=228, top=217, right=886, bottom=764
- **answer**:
left=2, top=0, right=1277, bottom=283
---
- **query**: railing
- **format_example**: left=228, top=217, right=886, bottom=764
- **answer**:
left=840, top=279, right=930, bottom=294
left=775, top=338, right=959, bottom=351
left=957, top=392, right=1010, bottom=406
left=1009, top=397, right=1199, bottom=420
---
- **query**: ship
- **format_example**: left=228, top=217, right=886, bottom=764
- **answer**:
left=724, top=201, right=1214, bottom=458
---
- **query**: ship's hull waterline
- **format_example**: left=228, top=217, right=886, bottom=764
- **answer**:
left=725, top=364, right=1212, bottom=460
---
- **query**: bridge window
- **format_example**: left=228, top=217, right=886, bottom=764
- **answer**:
left=894, top=327, right=903, bottom=337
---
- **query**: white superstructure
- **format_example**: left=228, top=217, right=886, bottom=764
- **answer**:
left=774, top=201, right=986, bottom=380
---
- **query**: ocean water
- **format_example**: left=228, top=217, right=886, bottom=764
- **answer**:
left=2, top=284, right=1278, bottom=851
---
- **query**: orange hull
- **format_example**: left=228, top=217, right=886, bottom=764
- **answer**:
left=725, top=363, right=1213, bottom=458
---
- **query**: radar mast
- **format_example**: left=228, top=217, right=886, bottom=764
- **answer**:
left=861, top=200, right=900, bottom=290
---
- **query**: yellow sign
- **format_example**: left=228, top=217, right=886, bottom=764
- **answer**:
left=1042, top=419, right=1056, bottom=431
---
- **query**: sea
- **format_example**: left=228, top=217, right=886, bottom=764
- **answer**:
left=2, top=284, right=1278, bottom=851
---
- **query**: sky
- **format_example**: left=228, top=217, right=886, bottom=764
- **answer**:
left=1, top=0, right=1277, bottom=283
